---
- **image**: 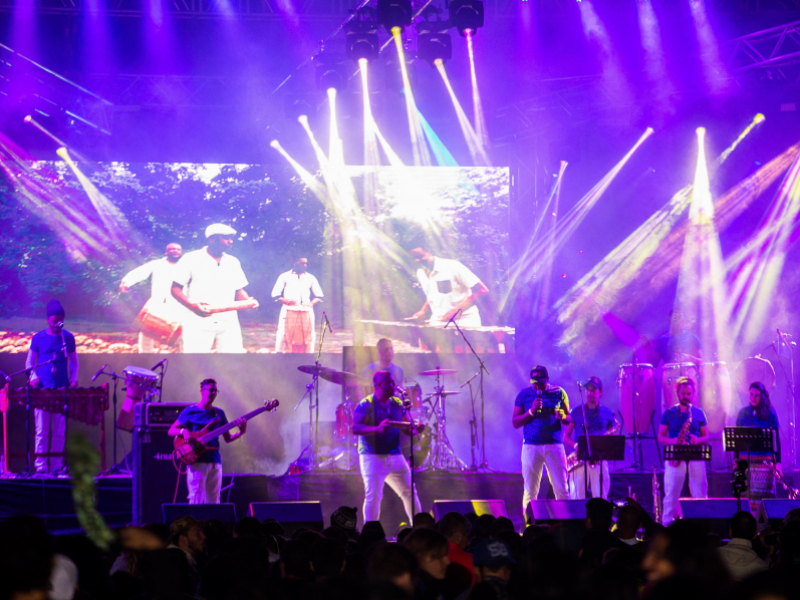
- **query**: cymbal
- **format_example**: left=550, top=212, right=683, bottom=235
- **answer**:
left=425, top=390, right=461, bottom=397
left=418, top=367, right=458, bottom=376
left=320, top=368, right=365, bottom=386
left=297, top=364, right=323, bottom=375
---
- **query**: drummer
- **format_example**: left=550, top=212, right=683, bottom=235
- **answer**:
left=360, top=339, right=404, bottom=387
left=648, top=310, right=703, bottom=365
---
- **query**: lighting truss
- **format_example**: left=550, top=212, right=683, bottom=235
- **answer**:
left=725, top=19, right=800, bottom=79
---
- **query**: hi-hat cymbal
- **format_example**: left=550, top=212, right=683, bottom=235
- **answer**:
left=425, top=390, right=461, bottom=397
left=418, top=367, right=458, bottom=376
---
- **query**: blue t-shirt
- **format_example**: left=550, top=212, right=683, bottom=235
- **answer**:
left=353, top=395, right=405, bottom=455
left=653, top=331, right=702, bottom=364
left=515, top=385, right=570, bottom=445
left=660, top=405, right=707, bottom=439
left=177, top=404, right=228, bottom=463
left=570, top=404, right=616, bottom=437
left=30, top=329, right=76, bottom=388
left=736, top=406, right=780, bottom=460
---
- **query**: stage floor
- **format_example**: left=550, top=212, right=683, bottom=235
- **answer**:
left=0, top=469, right=769, bottom=534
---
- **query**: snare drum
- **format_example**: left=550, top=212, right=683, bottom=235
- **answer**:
left=699, top=361, right=731, bottom=432
left=662, top=362, right=698, bottom=410
left=617, top=363, right=655, bottom=435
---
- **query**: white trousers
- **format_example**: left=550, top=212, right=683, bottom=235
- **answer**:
left=274, top=305, right=316, bottom=353
left=521, top=444, right=569, bottom=514
left=568, top=461, right=611, bottom=500
left=663, top=461, right=708, bottom=525
left=359, top=454, right=421, bottom=523
left=186, top=462, right=223, bottom=504
left=34, top=409, right=65, bottom=472
left=182, top=321, right=244, bottom=353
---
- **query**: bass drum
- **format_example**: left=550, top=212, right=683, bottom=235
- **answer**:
left=698, top=361, right=732, bottom=432
left=735, top=357, right=776, bottom=397
left=617, top=363, right=656, bottom=435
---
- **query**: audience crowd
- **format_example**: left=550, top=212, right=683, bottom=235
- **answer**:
left=2, top=498, right=800, bottom=600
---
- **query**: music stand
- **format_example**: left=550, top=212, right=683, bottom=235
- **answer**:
left=577, top=435, right=626, bottom=498
left=724, top=426, right=776, bottom=508
left=663, top=445, right=712, bottom=462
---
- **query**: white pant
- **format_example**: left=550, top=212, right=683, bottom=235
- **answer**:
left=663, top=461, right=708, bottom=525
left=359, top=454, right=421, bottom=523
left=521, top=444, right=569, bottom=514
left=34, top=409, right=65, bottom=472
left=186, top=462, right=223, bottom=504
left=568, top=461, right=611, bottom=500
left=182, top=321, right=244, bottom=353
left=275, top=305, right=316, bottom=353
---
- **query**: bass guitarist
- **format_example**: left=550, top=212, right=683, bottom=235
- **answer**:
left=168, top=378, right=247, bottom=504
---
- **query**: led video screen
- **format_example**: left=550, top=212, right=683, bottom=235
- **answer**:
left=0, top=161, right=512, bottom=354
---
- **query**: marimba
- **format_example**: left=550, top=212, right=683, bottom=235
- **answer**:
left=0, top=384, right=109, bottom=473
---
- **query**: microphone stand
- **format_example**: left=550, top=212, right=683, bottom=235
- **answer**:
left=402, top=391, right=418, bottom=514
left=448, top=314, right=491, bottom=470
left=97, top=368, right=125, bottom=475
left=777, top=330, right=796, bottom=467
left=578, top=382, right=592, bottom=499
left=56, top=328, right=71, bottom=476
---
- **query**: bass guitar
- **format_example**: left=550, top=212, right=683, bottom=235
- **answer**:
left=173, top=399, right=279, bottom=465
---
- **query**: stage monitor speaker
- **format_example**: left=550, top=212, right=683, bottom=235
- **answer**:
left=249, top=501, right=324, bottom=535
left=679, top=498, right=752, bottom=538
left=132, top=402, right=191, bottom=525
left=432, top=500, right=508, bottom=521
left=757, top=499, right=800, bottom=529
left=162, top=503, right=237, bottom=525
left=527, top=500, right=586, bottom=526
left=1, top=403, right=32, bottom=474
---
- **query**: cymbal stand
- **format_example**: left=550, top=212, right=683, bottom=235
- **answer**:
left=427, top=369, right=468, bottom=471
left=449, top=318, right=491, bottom=470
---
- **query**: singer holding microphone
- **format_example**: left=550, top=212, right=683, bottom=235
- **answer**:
left=271, top=256, right=324, bottom=353
left=512, top=365, right=571, bottom=517
left=26, top=300, right=79, bottom=475
left=352, top=371, right=424, bottom=524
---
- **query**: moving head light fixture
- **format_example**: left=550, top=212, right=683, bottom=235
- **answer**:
left=448, top=0, right=484, bottom=36
left=377, top=0, right=412, bottom=33
left=417, top=5, right=452, bottom=66
left=346, top=7, right=380, bottom=62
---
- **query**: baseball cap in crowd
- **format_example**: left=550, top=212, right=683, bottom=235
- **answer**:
left=205, top=223, right=237, bottom=238
left=331, top=506, right=358, bottom=533
left=583, top=376, right=603, bottom=391
left=530, top=366, right=549, bottom=383
left=472, top=539, right=516, bottom=569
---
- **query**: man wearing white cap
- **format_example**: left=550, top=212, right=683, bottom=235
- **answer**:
left=171, top=224, right=258, bottom=353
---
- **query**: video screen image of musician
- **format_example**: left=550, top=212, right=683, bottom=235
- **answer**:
left=0, top=162, right=512, bottom=354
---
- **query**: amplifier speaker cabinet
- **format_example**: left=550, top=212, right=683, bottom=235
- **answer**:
left=756, top=499, right=800, bottom=530
left=679, top=498, right=752, bottom=537
left=132, top=403, right=191, bottom=525
left=527, top=499, right=586, bottom=527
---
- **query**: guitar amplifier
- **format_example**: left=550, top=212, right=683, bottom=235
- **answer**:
left=132, top=403, right=191, bottom=525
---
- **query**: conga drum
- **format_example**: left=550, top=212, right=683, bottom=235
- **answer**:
left=617, top=363, right=656, bottom=435
left=284, top=306, right=313, bottom=353
left=699, top=361, right=732, bottom=432
left=662, top=362, right=698, bottom=410
left=134, top=300, right=181, bottom=346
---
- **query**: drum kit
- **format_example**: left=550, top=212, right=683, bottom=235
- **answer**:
left=288, top=363, right=469, bottom=473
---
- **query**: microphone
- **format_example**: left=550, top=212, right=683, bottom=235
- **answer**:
left=460, top=372, right=479, bottom=389
left=578, top=381, right=583, bottom=390
left=322, top=312, right=334, bottom=333
left=151, top=358, right=167, bottom=370
left=395, top=385, right=408, bottom=398
left=444, top=309, right=461, bottom=329
left=54, top=321, right=64, bottom=328
left=90, top=364, right=107, bottom=382
left=535, top=386, right=543, bottom=414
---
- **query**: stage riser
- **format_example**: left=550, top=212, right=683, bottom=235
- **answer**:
left=3, top=471, right=786, bottom=534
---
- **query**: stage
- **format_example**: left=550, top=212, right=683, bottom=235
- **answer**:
left=0, top=469, right=778, bottom=534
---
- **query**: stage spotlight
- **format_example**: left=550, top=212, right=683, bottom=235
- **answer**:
left=346, top=7, right=380, bottom=62
left=314, top=54, right=348, bottom=92
left=417, top=26, right=452, bottom=65
left=377, top=0, right=412, bottom=33
left=449, top=0, right=484, bottom=37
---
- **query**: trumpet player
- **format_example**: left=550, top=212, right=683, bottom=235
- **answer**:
left=657, top=376, right=709, bottom=525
